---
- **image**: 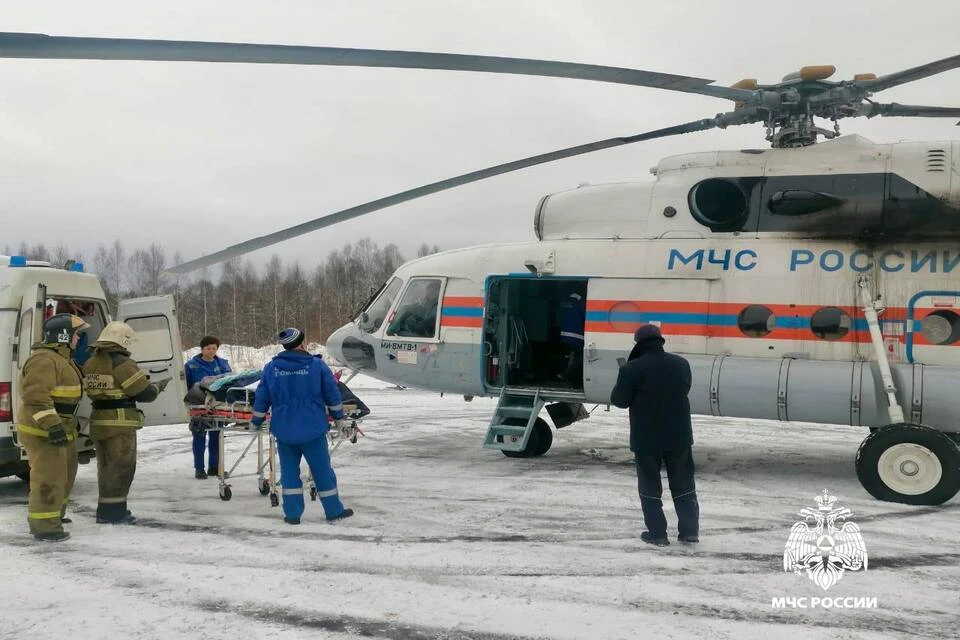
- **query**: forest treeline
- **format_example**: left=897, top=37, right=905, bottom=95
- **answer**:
left=5, top=239, right=440, bottom=348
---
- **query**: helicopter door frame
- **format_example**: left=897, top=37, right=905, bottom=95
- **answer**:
left=481, top=274, right=589, bottom=393
left=906, top=290, right=960, bottom=364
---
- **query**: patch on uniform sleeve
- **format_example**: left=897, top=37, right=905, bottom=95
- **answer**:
left=85, top=374, right=115, bottom=391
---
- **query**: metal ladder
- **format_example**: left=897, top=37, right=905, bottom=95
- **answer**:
left=483, top=387, right=545, bottom=452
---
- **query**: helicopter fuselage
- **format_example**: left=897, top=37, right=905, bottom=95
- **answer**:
left=327, top=135, right=960, bottom=435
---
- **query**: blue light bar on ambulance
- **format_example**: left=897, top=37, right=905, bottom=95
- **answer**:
left=68, top=261, right=84, bottom=272
left=9, top=256, right=27, bottom=267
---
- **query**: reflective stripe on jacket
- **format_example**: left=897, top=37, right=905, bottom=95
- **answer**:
left=83, top=344, right=153, bottom=438
left=16, top=343, right=83, bottom=438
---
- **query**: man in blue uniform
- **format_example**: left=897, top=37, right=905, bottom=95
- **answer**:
left=251, top=328, right=353, bottom=524
left=184, top=336, right=231, bottom=479
left=557, top=290, right=585, bottom=385
left=611, top=324, right=699, bottom=546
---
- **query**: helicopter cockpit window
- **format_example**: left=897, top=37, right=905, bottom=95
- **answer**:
left=386, top=278, right=443, bottom=339
left=737, top=305, right=775, bottom=337
left=810, top=307, right=852, bottom=340
left=359, top=277, right=403, bottom=334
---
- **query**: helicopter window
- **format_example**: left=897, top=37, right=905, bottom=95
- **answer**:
left=688, top=179, right=749, bottom=231
left=359, top=277, right=403, bottom=334
left=386, top=278, right=443, bottom=339
left=920, top=310, right=960, bottom=346
left=810, top=307, right=852, bottom=340
left=737, top=305, right=775, bottom=337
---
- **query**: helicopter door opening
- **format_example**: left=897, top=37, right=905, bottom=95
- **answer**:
left=483, top=277, right=588, bottom=391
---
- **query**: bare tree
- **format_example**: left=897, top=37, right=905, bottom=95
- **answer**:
left=417, top=243, right=441, bottom=258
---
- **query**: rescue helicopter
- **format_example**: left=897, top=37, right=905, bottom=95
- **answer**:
left=3, top=32, right=959, bottom=505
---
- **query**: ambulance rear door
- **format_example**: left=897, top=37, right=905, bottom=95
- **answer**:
left=117, top=295, right=188, bottom=426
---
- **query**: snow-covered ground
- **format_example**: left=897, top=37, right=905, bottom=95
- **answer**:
left=2, top=382, right=958, bottom=639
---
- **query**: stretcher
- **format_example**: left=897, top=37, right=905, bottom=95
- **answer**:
left=186, top=389, right=365, bottom=505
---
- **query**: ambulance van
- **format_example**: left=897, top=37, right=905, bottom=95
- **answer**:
left=0, top=255, right=187, bottom=481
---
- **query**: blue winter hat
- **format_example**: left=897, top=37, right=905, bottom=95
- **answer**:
left=633, top=324, right=663, bottom=343
left=278, top=327, right=305, bottom=350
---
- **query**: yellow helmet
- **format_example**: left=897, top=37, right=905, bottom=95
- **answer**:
left=95, top=321, right=137, bottom=349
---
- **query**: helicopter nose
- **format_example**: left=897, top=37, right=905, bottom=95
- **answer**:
left=325, top=322, right=378, bottom=371
left=325, top=323, right=350, bottom=365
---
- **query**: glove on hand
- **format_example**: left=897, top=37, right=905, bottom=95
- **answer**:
left=47, top=425, right=69, bottom=447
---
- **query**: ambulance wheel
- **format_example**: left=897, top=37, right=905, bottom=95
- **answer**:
left=219, top=486, right=232, bottom=501
left=310, top=487, right=317, bottom=501
left=855, top=424, right=960, bottom=505
left=258, top=479, right=270, bottom=496
left=270, top=494, right=280, bottom=507
left=499, top=417, right=553, bottom=458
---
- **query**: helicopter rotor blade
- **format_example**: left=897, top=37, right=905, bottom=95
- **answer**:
left=0, top=32, right=753, bottom=102
left=867, top=102, right=960, bottom=119
left=857, top=54, right=960, bottom=93
left=166, top=116, right=728, bottom=274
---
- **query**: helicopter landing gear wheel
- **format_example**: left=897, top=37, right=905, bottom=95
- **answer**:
left=498, top=417, right=553, bottom=458
left=856, top=424, right=960, bottom=505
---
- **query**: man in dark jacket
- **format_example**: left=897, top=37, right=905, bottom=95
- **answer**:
left=252, top=328, right=353, bottom=524
left=610, top=324, right=699, bottom=546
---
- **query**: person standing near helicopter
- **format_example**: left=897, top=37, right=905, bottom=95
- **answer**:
left=611, top=324, right=699, bottom=547
left=251, top=327, right=354, bottom=524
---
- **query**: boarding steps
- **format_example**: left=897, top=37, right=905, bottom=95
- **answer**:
left=483, top=388, right=545, bottom=452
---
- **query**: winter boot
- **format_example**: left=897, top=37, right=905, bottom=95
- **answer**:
left=195, top=469, right=208, bottom=480
left=96, top=502, right=137, bottom=524
left=207, top=467, right=219, bottom=478
left=34, top=531, right=71, bottom=542
left=678, top=535, right=700, bottom=544
left=284, top=517, right=301, bottom=525
left=641, top=531, right=670, bottom=546
left=327, top=508, right=354, bottom=522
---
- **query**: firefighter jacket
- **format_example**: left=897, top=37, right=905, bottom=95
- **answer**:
left=82, top=343, right=159, bottom=440
left=16, top=343, right=84, bottom=441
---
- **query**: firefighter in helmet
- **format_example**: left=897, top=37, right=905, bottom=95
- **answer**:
left=82, top=321, right=162, bottom=524
left=16, top=313, right=89, bottom=541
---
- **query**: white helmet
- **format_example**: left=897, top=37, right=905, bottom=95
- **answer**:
left=95, top=321, right=137, bottom=349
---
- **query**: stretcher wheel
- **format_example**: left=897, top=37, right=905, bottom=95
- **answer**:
left=258, top=479, right=271, bottom=496
left=270, top=493, right=279, bottom=507
left=310, top=487, right=317, bottom=502
left=219, top=486, right=232, bottom=501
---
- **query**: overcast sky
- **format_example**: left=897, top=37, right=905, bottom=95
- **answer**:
left=2, top=0, right=959, bottom=276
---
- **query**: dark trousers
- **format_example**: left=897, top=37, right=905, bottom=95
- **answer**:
left=635, top=446, right=699, bottom=538
left=192, top=429, right=219, bottom=472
